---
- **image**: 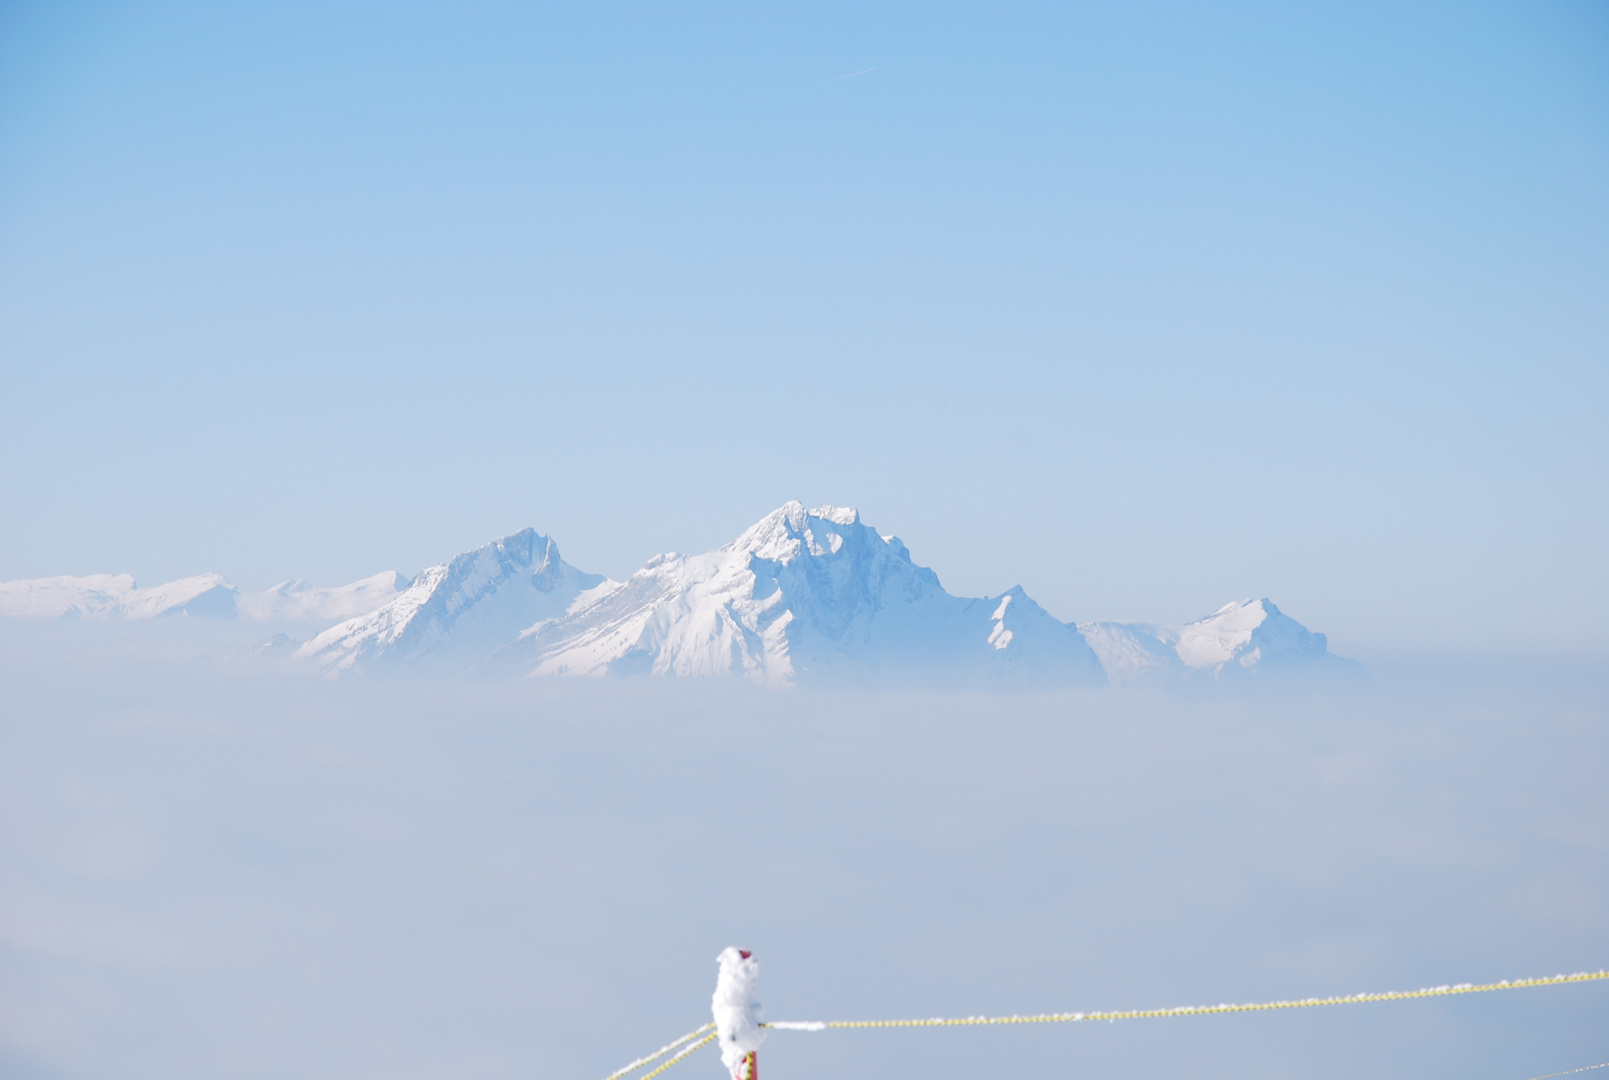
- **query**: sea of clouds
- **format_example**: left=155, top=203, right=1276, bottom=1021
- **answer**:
left=1, top=619, right=1605, bottom=1080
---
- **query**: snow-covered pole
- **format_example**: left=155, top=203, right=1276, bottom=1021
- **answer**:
left=712, top=948, right=766, bottom=1080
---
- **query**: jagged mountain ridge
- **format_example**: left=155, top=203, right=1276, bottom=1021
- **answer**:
left=484, top=502, right=1107, bottom=686
left=0, top=502, right=1358, bottom=684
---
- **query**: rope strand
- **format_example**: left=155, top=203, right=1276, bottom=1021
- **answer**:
left=600, top=1023, right=714, bottom=1080
left=632, top=1031, right=718, bottom=1080
left=761, top=969, right=1609, bottom=1030
left=1517, top=1064, right=1609, bottom=1080
left=604, top=970, right=1607, bottom=1080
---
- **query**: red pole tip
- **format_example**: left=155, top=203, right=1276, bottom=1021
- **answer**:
left=739, top=950, right=752, bottom=959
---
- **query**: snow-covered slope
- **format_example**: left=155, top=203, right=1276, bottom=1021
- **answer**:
left=1, top=515, right=1357, bottom=687
left=1075, top=620, right=1188, bottom=683
left=0, top=573, right=239, bottom=620
left=0, top=570, right=409, bottom=624
left=1079, top=599, right=1358, bottom=683
left=237, top=572, right=413, bottom=623
left=486, top=502, right=1106, bottom=687
left=298, top=529, right=611, bottom=674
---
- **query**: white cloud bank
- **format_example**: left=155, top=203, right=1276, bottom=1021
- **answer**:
left=0, top=625, right=1603, bottom=1080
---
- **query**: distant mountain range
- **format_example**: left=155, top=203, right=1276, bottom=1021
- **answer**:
left=0, top=502, right=1358, bottom=685
left=0, top=569, right=411, bottom=624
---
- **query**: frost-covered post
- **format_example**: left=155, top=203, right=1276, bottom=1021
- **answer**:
left=712, top=947, right=766, bottom=1080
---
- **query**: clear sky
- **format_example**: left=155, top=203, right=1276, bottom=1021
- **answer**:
left=1, top=2, right=1605, bottom=659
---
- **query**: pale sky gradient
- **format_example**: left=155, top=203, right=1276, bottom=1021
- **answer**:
left=1, top=2, right=1605, bottom=660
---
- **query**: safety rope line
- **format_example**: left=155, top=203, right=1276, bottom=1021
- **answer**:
left=604, top=970, right=1607, bottom=1080
left=631, top=1031, right=718, bottom=1080
left=600, top=1023, right=714, bottom=1080
left=1517, top=1064, right=1609, bottom=1080
left=762, top=969, right=1609, bottom=1030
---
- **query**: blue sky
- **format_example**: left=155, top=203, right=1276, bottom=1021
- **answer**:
left=1, top=2, right=1605, bottom=658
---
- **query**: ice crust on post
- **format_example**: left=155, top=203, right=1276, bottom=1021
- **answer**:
left=712, top=947, right=766, bottom=1079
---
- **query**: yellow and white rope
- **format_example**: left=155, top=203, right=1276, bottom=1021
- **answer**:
left=630, top=1031, right=718, bottom=1080
left=600, top=1023, right=714, bottom=1080
left=1518, top=1065, right=1609, bottom=1080
left=764, top=969, right=1609, bottom=1030
left=603, top=970, right=1608, bottom=1080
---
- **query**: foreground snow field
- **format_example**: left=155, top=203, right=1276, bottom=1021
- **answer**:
left=0, top=621, right=1602, bottom=1080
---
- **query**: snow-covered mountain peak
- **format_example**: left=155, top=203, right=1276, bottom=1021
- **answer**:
left=1079, top=597, right=1356, bottom=683
left=2, top=506, right=1356, bottom=686
left=1173, top=598, right=1272, bottom=668
left=487, top=504, right=1104, bottom=687
left=724, top=502, right=865, bottom=564
left=298, top=527, right=609, bottom=674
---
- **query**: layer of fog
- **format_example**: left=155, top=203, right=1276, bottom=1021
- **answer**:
left=1, top=621, right=1605, bottom=1080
